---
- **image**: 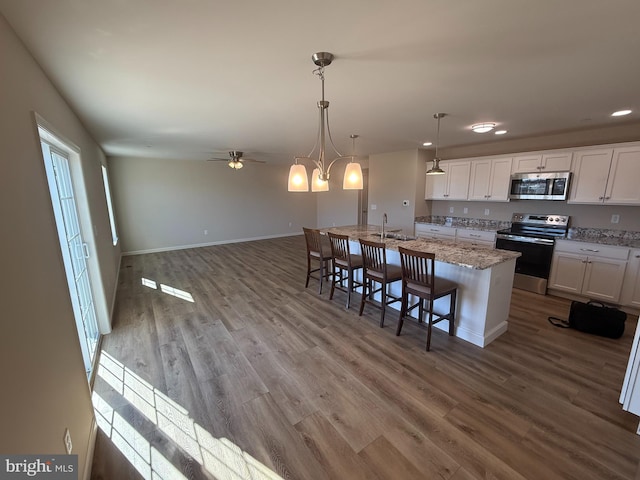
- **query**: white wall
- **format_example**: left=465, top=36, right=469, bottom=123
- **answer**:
left=109, top=156, right=318, bottom=253
left=0, top=13, right=121, bottom=479
left=316, top=161, right=361, bottom=228
left=368, top=149, right=426, bottom=234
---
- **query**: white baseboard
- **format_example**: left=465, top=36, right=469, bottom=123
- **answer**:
left=83, top=418, right=98, bottom=480
left=122, top=232, right=303, bottom=256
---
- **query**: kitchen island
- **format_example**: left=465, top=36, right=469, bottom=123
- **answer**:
left=323, top=225, right=521, bottom=348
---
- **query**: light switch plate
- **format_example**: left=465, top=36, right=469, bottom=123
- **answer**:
left=371, top=204, right=377, bottom=210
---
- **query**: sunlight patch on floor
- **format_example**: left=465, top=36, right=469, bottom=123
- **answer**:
left=93, top=351, right=283, bottom=480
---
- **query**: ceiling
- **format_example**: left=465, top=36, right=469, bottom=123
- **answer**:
left=1, top=0, right=639, bottom=164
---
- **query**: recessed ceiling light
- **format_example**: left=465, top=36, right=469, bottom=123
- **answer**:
left=494, top=130, right=507, bottom=135
left=422, top=141, right=432, bottom=146
left=611, top=109, right=632, bottom=117
left=471, top=123, right=496, bottom=133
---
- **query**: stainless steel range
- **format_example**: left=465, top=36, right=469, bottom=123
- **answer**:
left=496, top=213, right=570, bottom=294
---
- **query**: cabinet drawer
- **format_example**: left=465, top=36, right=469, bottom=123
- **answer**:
left=456, top=229, right=496, bottom=243
left=414, top=224, right=456, bottom=238
left=555, top=239, right=630, bottom=260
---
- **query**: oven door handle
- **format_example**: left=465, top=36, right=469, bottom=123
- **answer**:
left=496, top=233, right=555, bottom=245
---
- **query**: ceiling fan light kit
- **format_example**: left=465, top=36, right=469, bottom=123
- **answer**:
left=426, top=113, right=446, bottom=176
left=209, top=150, right=265, bottom=169
left=287, top=52, right=363, bottom=192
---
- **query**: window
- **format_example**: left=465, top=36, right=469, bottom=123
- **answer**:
left=101, top=164, right=119, bottom=246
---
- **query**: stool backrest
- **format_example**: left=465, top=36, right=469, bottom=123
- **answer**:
left=303, top=227, right=324, bottom=256
left=359, top=238, right=387, bottom=274
left=398, top=246, right=436, bottom=291
left=328, top=232, right=351, bottom=263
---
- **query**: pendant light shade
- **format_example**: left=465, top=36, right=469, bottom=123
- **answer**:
left=288, top=163, right=309, bottom=192
left=426, top=112, right=446, bottom=176
left=343, top=161, right=363, bottom=189
left=311, top=167, right=329, bottom=192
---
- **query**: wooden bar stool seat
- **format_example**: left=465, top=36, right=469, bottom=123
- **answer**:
left=358, top=238, right=402, bottom=327
left=396, top=246, right=457, bottom=351
left=328, top=232, right=364, bottom=309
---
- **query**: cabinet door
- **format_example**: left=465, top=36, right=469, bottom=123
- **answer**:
left=425, top=172, right=447, bottom=199
left=621, top=250, right=640, bottom=308
left=583, top=257, right=627, bottom=303
left=445, top=161, right=471, bottom=200
left=468, top=159, right=493, bottom=200
left=568, top=149, right=613, bottom=204
left=486, top=157, right=513, bottom=201
left=605, top=146, right=640, bottom=205
left=512, top=154, right=542, bottom=173
left=425, top=160, right=470, bottom=200
left=548, top=252, right=587, bottom=294
left=541, top=152, right=572, bottom=171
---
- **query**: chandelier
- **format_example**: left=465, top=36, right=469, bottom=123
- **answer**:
left=288, top=52, right=363, bottom=192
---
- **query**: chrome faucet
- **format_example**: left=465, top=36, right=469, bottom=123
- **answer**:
left=381, top=213, right=387, bottom=240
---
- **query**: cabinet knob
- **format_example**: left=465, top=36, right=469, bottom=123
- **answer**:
left=598, top=196, right=604, bottom=200
left=605, top=196, right=611, bottom=200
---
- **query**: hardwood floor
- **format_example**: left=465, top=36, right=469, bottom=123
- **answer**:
left=91, top=235, right=640, bottom=479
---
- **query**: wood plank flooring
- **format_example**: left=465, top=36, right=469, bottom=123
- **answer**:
left=91, top=235, right=640, bottom=479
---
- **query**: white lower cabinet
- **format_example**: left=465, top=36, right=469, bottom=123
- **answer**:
left=548, top=240, right=629, bottom=303
left=414, top=223, right=456, bottom=240
left=621, top=250, right=640, bottom=308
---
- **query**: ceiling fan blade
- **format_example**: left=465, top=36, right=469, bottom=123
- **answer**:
left=239, top=158, right=266, bottom=164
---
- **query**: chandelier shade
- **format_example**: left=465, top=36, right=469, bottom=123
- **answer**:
left=287, top=163, right=309, bottom=192
left=287, top=52, right=363, bottom=192
left=343, top=161, right=363, bottom=189
left=311, top=167, right=329, bottom=192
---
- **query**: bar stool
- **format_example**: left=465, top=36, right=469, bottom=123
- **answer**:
left=396, top=246, right=458, bottom=351
left=303, top=227, right=332, bottom=294
left=358, top=238, right=403, bottom=327
left=328, top=232, right=364, bottom=309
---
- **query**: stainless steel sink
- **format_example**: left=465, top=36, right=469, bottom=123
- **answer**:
left=369, top=232, right=416, bottom=241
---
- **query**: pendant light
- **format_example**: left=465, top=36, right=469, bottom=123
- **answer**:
left=426, top=113, right=446, bottom=175
left=287, top=52, right=363, bottom=192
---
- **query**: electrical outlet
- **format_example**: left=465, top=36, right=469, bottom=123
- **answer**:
left=63, top=428, right=72, bottom=454
left=484, top=208, right=490, bottom=216
left=611, top=214, right=620, bottom=224
left=463, top=207, right=469, bottom=214
left=204, top=229, right=208, bottom=235
left=288, top=222, right=292, bottom=228
left=449, top=207, right=454, bottom=213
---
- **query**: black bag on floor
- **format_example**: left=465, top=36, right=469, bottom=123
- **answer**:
left=548, top=300, right=626, bottom=339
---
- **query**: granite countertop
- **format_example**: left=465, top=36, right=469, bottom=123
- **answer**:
left=565, top=228, right=640, bottom=249
left=323, top=225, right=520, bottom=270
left=415, top=216, right=640, bottom=248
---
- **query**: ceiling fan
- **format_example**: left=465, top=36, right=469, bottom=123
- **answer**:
left=208, top=151, right=266, bottom=169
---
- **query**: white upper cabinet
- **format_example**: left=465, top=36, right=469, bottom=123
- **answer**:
left=512, top=152, right=572, bottom=173
left=425, top=160, right=471, bottom=200
left=468, top=157, right=512, bottom=201
left=569, top=146, right=640, bottom=205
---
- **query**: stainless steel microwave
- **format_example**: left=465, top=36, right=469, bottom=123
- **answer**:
left=509, top=171, right=571, bottom=200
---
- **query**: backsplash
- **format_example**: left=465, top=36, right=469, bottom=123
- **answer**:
left=415, top=215, right=511, bottom=231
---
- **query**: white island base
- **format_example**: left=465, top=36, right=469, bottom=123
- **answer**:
left=375, top=249, right=517, bottom=348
